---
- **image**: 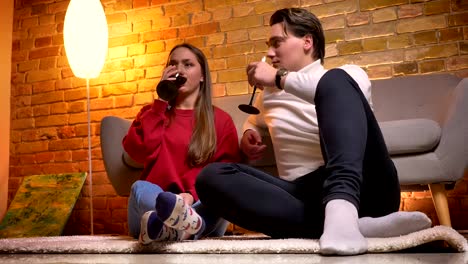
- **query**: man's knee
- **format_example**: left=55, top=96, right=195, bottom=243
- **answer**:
left=197, top=162, right=222, bottom=186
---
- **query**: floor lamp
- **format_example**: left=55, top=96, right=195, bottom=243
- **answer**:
left=63, top=0, right=108, bottom=235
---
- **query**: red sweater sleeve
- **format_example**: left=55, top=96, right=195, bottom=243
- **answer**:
left=122, top=100, right=168, bottom=164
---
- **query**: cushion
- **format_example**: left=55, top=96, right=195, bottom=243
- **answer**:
left=122, top=151, right=144, bottom=169
left=379, top=119, right=441, bottom=155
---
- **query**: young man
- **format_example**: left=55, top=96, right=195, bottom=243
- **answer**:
left=196, top=8, right=431, bottom=255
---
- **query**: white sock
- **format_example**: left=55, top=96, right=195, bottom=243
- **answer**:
left=358, top=211, right=432, bottom=237
left=319, top=199, right=367, bottom=255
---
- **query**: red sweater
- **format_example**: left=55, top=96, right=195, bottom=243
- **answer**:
left=122, top=100, right=240, bottom=201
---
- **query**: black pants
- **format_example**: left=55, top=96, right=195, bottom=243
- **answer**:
left=196, top=69, right=400, bottom=238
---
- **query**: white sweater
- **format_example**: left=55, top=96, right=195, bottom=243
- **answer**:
left=243, top=60, right=372, bottom=181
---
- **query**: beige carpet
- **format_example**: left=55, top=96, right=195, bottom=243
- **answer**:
left=0, top=226, right=466, bottom=254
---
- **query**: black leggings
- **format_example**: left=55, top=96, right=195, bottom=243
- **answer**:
left=196, top=69, right=400, bottom=238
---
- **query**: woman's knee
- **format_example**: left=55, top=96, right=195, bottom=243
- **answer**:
left=129, top=180, right=146, bottom=196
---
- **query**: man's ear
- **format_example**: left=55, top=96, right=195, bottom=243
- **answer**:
left=303, top=34, right=313, bottom=52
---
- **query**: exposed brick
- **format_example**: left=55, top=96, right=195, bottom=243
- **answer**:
left=354, top=49, right=405, bottom=66
left=134, top=92, right=154, bottom=105
left=394, top=62, right=418, bottom=75
left=360, top=0, right=406, bottom=11
left=397, top=15, right=446, bottom=33
left=39, top=57, right=56, bottom=70
left=35, top=114, right=69, bottom=128
left=145, top=65, right=164, bottom=79
left=220, top=16, right=262, bottom=32
left=210, top=58, right=227, bottom=70
left=114, top=95, right=134, bottom=108
left=246, top=27, right=267, bottom=42
left=227, top=29, right=249, bottom=44
left=345, top=21, right=395, bottom=40
left=218, top=68, right=247, bottom=83
left=447, top=56, right=468, bottom=71
left=405, top=43, right=459, bottom=61
left=448, top=13, right=468, bottom=27
left=225, top=81, right=249, bottom=95
left=26, top=68, right=60, bottom=83
left=39, top=14, right=54, bottom=26
left=439, top=27, right=464, bottom=42
left=233, top=4, right=254, bottom=17
left=114, top=0, right=134, bottom=12
left=29, top=46, right=60, bottom=59
left=205, top=0, right=243, bottom=10
left=106, top=13, right=128, bottom=25
left=452, top=0, right=468, bottom=11
left=133, top=0, right=150, bottom=9
left=372, top=7, right=397, bottom=23
left=346, top=12, right=370, bottom=26
left=321, top=15, right=345, bottom=30
left=366, top=64, right=393, bottom=79
left=337, top=40, right=363, bottom=55
left=21, top=17, right=38, bottom=28
left=213, top=7, right=233, bottom=21
left=206, top=33, right=225, bottom=46
left=325, top=43, right=338, bottom=58
left=29, top=24, right=56, bottom=38
left=16, top=107, right=33, bottom=119
left=413, top=31, right=437, bottom=45
left=388, top=34, right=412, bottom=49
left=419, top=60, right=445, bottom=73
left=15, top=141, right=49, bottom=154
left=133, top=20, right=152, bottom=33
left=32, top=105, right=50, bottom=117
left=311, top=0, right=357, bottom=17
left=398, top=4, right=423, bottom=19
left=18, top=60, right=39, bottom=72
left=48, top=1, right=68, bottom=14
left=34, top=36, right=52, bottom=48
left=31, top=90, right=64, bottom=105
left=424, top=0, right=451, bottom=15
left=180, top=22, right=219, bottom=38
left=108, top=34, right=139, bottom=48
left=212, top=83, right=226, bottom=97
left=213, top=43, right=255, bottom=58
left=461, top=41, right=468, bottom=55
left=324, top=29, right=345, bottom=43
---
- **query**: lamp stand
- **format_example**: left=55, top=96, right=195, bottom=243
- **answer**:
left=86, top=78, right=94, bottom=235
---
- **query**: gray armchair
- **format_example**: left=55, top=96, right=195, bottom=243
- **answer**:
left=100, top=74, right=468, bottom=227
left=371, top=74, right=468, bottom=227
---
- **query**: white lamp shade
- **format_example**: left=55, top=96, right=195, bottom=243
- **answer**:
left=63, top=0, right=108, bottom=79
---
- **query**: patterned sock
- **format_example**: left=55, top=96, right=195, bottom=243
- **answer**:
left=138, top=211, right=184, bottom=245
left=155, top=192, right=205, bottom=235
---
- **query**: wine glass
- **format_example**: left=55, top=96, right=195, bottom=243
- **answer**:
left=238, top=56, right=266, bottom=115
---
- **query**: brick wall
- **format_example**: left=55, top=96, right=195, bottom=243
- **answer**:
left=9, top=0, right=468, bottom=235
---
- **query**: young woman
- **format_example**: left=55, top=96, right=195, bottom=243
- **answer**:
left=123, top=43, right=240, bottom=244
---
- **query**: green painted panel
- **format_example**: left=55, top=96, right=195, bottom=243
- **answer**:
left=0, top=173, right=87, bottom=238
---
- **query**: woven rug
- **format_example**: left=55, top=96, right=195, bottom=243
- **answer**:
left=0, top=225, right=466, bottom=254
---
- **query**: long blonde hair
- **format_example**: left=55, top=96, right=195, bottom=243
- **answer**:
left=166, top=44, right=216, bottom=167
